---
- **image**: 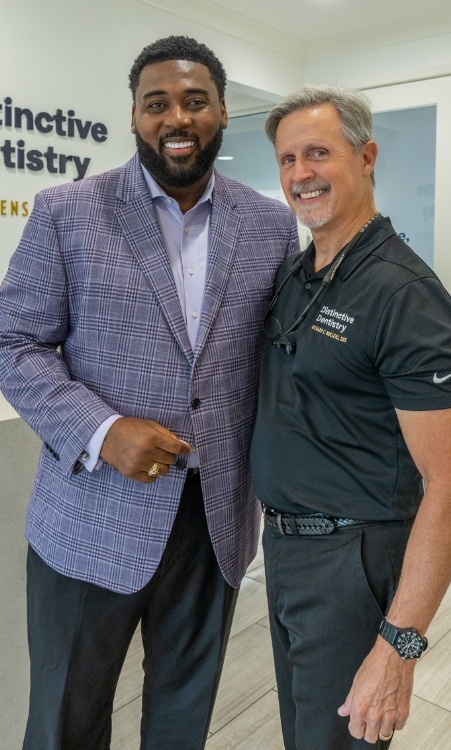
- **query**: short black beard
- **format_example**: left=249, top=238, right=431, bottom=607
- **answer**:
left=135, top=125, right=224, bottom=188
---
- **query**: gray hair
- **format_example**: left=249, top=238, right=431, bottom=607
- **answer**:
left=265, top=85, right=375, bottom=185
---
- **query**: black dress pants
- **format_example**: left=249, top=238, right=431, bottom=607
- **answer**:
left=23, top=474, right=239, bottom=750
left=263, top=519, right=413, bottom=750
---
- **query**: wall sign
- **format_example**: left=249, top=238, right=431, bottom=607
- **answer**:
left=0, top=96, right=108, bottom=182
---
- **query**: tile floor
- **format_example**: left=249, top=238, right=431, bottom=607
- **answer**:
left=1, top=417, right=450, bottom=748
left=110, top=542, right=451, bottom=749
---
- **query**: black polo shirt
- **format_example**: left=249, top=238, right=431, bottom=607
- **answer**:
left=251, top=217, right=451, bottom=520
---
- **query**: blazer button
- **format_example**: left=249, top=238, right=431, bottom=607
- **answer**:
left=191, top=398, right=201, bottom=409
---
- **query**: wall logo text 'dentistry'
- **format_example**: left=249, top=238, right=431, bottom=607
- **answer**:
left=0, top=96, right=108, bottom=182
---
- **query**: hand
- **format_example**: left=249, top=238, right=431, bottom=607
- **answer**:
left=100, top=417, right=191, bottom=483
left=337, top=638, right=415, bottom=744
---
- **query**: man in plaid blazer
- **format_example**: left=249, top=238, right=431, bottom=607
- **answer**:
left=0, top=36, right=298, bottom=750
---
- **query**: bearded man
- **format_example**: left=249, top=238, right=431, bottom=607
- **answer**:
left=0, top=35, right=299, bottom=750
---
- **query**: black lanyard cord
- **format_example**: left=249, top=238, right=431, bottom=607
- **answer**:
left=264, top=212, right=381, bottom=351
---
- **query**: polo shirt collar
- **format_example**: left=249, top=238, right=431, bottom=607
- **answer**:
left=301, top=216, right=396, bottom=281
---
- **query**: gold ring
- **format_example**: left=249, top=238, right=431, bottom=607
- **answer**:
left=378, top=732, right=394, bottom=741
left=147, top=462, right=161, bottom=477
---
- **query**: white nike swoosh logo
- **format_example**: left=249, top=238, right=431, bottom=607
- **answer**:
left=433, top=373, right=451, bottom=384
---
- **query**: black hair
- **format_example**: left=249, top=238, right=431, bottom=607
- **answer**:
left=129, top=35, right=227, bottom=101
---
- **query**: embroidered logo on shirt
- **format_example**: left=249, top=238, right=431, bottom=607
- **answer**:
left=433, top=373, right=451, bottom=384
left=311, top=305, right=355, bottom=344
left=315, top=305, right=355, bottom=336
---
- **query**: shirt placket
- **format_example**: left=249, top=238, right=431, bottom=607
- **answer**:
left=180, top=206, right=208, bottom=351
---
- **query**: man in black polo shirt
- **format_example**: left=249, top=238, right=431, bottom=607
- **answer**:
left=251, top=85, right=451, bottom=750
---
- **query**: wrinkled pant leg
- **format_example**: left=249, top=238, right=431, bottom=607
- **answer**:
left=263, top=521, right=412, bottom=750
left=139, top=476, right=239, bottom=750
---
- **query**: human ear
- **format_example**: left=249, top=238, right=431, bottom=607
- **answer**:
left=362, top=140, right=378, bottom=175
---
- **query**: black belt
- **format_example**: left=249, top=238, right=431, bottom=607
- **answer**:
left=263, top=506, right=378, bottom=536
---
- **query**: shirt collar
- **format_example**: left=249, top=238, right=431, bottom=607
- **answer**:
left=141, top=165, right=215, bottom=208
left=300, top=216, right=395, bottom=281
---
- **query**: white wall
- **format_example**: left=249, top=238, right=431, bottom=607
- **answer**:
left=2, top=0, right=451, bottom=420
left=0, top=0, right=306, bottom=419
left=2, top=0, right=451, bottom=280
left=0, top=0, right=304, bottom=281
left=304, top=32, right=451, bottom=90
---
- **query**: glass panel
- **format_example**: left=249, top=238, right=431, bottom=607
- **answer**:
left=216, top=112, right=283, bottom=200
left=373, top=106, right=436, bottom=268
left=217, top=105, right=437, bottom=267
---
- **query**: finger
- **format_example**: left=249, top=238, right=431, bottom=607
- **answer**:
left=363, top=723, right=380, bottom=745
left=155, top=434, right=191, bottom=456
left=136, top=462, right=170, bottom=484
left=147, top=421, right=191, bottom=455
left=361, top=712, right=395, bottom=744
left=348, top=720, right=366, bottom=741
left=146, top=460, right=169, bottom=477
left=378, top=727, right=394, bottom=742
left=149, top=446, right=190, bottom=466
left=346, top=701, right=368, bottom=741
left=337, top=694, right=352, bottom=717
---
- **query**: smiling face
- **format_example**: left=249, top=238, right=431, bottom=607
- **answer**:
left=275, top=103, right=377, bottom=240
left=131, top=59, right=228, bottom=208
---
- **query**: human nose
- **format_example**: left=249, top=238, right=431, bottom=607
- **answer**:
left=290, top=157, right=315, bottom=183
left=163, top=103, right=193, bottom=128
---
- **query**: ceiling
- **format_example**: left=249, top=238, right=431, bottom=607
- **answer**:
left=139, top=0, right=451, bottom=115
left=142, top=0, right=451, bottom=62
left=211, top=0, right=451, bottom=45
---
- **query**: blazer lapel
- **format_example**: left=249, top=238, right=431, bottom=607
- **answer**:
left=194, top=178, right=241, bottom=358
left=115, top=157, right=193, bottom=360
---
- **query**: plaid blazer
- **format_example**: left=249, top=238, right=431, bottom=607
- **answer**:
left=0, top=154, right=299, bottom=593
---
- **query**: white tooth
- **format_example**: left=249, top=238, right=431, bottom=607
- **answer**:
left=164, top=141, right=194, bottom=149
left=299, top=189, right=325, bottom=199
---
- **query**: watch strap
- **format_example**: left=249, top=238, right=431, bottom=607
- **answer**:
left=379, top=618, right=399, bottom=646
left=379, top=618, right=428, bottom=659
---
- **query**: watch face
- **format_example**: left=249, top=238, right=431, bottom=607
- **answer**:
left=396, top=629, right=425, bottom=659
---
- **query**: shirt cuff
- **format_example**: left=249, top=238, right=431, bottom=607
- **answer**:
left=79, top=414, right=123, bottom=472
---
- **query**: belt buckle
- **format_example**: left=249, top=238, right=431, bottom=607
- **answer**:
left=263, top=506, right=287, bottom=535
left=275, top=513, right=285, bottom=535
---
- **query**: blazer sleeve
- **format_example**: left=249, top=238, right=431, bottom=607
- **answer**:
left=0, top=192, right=118, bottom=475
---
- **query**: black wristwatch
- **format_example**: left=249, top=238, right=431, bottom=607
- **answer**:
left=379, top=618, right=428, bottom=659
